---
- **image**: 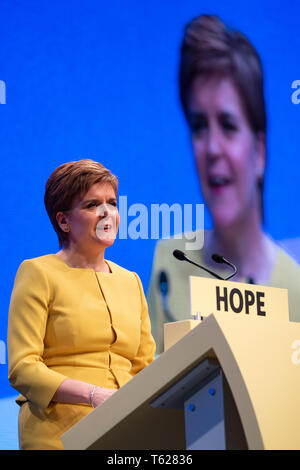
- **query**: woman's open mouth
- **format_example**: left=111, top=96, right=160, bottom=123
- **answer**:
left=97, top=224, right=112, bottom=232
left=208, top=175, right=232, bottom=193
left=95, top=221, right=116, bottom=241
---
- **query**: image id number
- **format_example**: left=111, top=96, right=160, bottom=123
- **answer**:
left=150, top=454, right=192, bottom=465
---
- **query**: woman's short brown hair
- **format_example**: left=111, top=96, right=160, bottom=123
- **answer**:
left=44, top=159, right=118, bottom=247
left=179, top=15, right=266, bottom=218
left=179, top=15, right=266, bottom=134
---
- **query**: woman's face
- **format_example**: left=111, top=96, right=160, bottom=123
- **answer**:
left=187, top=75, right=265, bottom=229
left=61, top=182, right=119, bottom=250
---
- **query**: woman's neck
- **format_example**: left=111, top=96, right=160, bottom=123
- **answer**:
left=56, top=244, right=110, bottom=273
left=206, top=211, right=277, bottom=284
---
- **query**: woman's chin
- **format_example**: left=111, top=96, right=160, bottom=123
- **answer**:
left=99, top=238, right=116, bottom=247
left=95, top=231, right=117, bottom=247
left=210, top=209, right=240, bottom=231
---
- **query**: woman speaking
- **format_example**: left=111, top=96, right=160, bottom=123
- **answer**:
left=7, top=159, right=156, bottom=450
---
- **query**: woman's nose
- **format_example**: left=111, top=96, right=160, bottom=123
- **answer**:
left=96, top=204, right=109, bottom=218
left=207, top=124, right=222, bottom=160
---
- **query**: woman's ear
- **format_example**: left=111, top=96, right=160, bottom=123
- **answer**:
left=255, top=131, right=266, bottom=181
left=56, top=212, right=70, bottom=233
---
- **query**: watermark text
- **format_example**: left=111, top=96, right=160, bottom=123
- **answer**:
left=0, top=80, right=6, bottom=104
left=291, top=80, right=300, bottom=104
left=95, top=196, right=204, bottom=250
left=0, top=340, right=6, bottom=364
left=291, top=339, right=300, bottom=365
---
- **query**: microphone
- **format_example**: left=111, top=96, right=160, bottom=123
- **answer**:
left=173, top=249, right=225, bottom=280
left=158, top=271, right=175, bottom=322
left=211, top=253, right=238, bottom=280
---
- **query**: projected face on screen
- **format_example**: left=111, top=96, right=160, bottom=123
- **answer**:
left=187, top=75, right=265, bottom=230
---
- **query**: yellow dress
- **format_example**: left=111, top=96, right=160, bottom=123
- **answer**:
left=7, top=254, right=156, bottom=450
left=147, top=233, right=300, bottom=353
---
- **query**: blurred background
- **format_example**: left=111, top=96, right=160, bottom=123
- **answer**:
left=0, top=0, right=299, bottom=449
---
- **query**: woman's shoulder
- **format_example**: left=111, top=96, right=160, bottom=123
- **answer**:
left=270, top=241, right=300, bottom=322
left=14, top=254, right=72, bottom=283
left=272, top=242, right=300, bottom=279
left=11, top=255, right=63, bottom=294
left=268, top=237, right=300, bottom=291
left=105, top=260, right=145, bottom=294
left=106, top=260, right=139, bottom=279
left=17, top=254, right=64, bottom=271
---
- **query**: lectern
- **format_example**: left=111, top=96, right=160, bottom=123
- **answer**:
left=62, top=277, right=300, bottom=450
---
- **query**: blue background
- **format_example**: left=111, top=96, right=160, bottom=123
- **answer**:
left=0, top=0, right=299, bottom=449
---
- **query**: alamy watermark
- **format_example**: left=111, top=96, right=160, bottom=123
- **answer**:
left=291, top=80, right=300, bottom=104
left=0, top=80, right=6, bottom=104
left=291, top=339, right=300, bottom=365
left=95, top=196, right=204, bottom=250
left=0, top=340, right=6, bottom=364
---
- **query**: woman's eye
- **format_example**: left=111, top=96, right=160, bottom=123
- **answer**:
left=189, top=115, right=207, bottom=134
left=84, top=200, right=117, bottom=210
left=221, top=119, right=237, bottom=132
